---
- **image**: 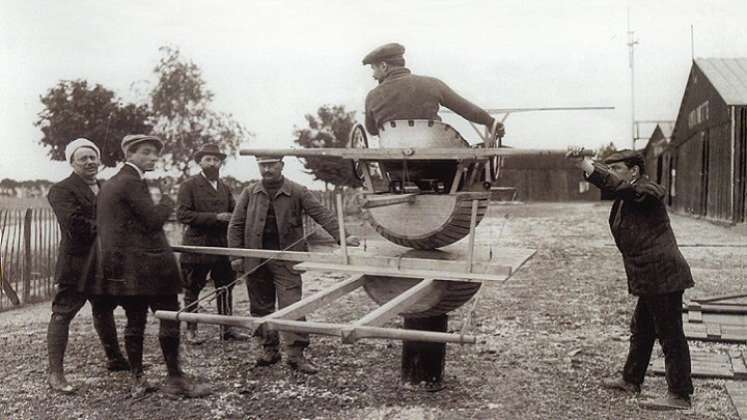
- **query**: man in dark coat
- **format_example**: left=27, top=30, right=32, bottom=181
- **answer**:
left=362, top=42, right=505, bottom=141
left=228, top=155, right=359, bottom=374
left=177, top=143, right=249, bottom=343
left=571, top=149, right=694, bottom=410
left=89, top=134, right=211, bottom=398
left=46, top=138, right=129, bottom=394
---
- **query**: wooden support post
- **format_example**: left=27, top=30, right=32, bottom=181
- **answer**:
left=466, top=200, right=479, bottom=273
left=22, top=209, right=32, bottom=303
left=353, top=278, right=435, bottom=328
left=401, top=314, right=448, bottom=391
left=336, top=193, right=348, bottom=265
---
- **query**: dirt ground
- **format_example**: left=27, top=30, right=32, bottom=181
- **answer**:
left=1, top=202, right=746, bottom=420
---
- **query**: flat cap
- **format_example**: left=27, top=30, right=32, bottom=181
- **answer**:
left=362, top=42, right=405, bottom=65
left=121, top=134, right=163, bottom=154
left=603, top=149, right=644, bottom=165
left=255, top=155, right=283, bottom=164
left=65, top=138, right=100, bottom=163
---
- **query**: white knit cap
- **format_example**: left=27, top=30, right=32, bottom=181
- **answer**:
left=65, top=138, right=101, bottom=163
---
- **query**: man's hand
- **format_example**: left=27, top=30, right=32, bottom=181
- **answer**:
left=492, top=121, right=505, bottom=139
left=344, top=235, right=361, bottom=247
left=230, top=259, right=244, bottom=273
left=216, top=212, right=232, bottom=222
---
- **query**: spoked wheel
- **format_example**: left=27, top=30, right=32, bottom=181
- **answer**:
left=347, top=123, right=369, bottom=181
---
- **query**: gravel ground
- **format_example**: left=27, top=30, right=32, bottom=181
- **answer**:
left=0, top=202, right=745, bottom=420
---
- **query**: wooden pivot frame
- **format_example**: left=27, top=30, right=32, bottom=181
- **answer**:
left=156, top=272, right=478, bottom=345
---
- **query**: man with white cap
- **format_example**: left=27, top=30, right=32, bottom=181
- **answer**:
left=228, top=154, right=360, bottom=374
left=88, top=134, right=211, bottom=398
left=46, top=138, right=129, bottom=394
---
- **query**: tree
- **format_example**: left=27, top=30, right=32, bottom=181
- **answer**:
left=35, top=80, right=153, bottom=166
left=596, top=141, right=618, bottom=161
left=293, top=105, right=362, bottom=189
left=150, top=46, right=250, bottom=179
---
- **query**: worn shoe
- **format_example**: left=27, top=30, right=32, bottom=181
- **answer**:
left=162, top=376, right=212, bottom=399
left=287, top=355, right=319, bottom=375
left=639, top=392, right=691, bottom=410
left=130, top=374, right=157, bottom=399
left=107, top=357, right=131, bottom=372
left=255, top=348, right=282, bottom=367
left=185, top=329, right=206, bottom=346
left=601, top=377, right=640, bottom=394
left=48, top=373, right=76, bottom=395
left=221, top=327, right=252, bottom=342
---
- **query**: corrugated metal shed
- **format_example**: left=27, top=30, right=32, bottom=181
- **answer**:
left=695, top=58, right=747, bottom=105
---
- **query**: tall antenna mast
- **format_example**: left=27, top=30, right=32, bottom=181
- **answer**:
left=627, top=8, right=639, bottom=149
left=690, top=25, right=695, bottom=60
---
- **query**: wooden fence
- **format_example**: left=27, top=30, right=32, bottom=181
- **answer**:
left=0, top=208, right=59, bottom=311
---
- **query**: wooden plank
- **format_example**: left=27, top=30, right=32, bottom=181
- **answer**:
left=260, top=273, right=366, bottom=322
left=153, top=310, right=476, bottom=344
left=649, top=351, right=735, bottom=379
left=353, top=278, right=436, bottom=327
left=726, top=381, right=747, bottom=420
left=731, top=353, right=747, bottom=379
left=239, top=147, right=573, bottom=161
left=172, top=245, right=512, bottom=278
left=360, top=193, right=418, bottom=209
left=707, top=323, right=723, bottom=339
left=295, top=261, right=507, bottom=283
left=692, top=293, right=747, bottom=304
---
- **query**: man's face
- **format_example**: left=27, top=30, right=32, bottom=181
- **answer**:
left=199, top=155, right=223, bottom=171
left=608, top=162, right=638, bottom=182
left=371, top=63, right=388, bottom=82
left=127, top=143, right=160, bottom=172
left=259, top=161, right=284, bottom=182
left=71, top=147, right=100, bottom=180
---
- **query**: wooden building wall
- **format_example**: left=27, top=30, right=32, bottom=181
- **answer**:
left=736, top=107, right=747, bottom=223
left=494, top=153, right=600, bottom=202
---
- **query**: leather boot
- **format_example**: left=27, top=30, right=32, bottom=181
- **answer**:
left=130, top=372, right=157, bottom=398
left=162, top=375, right=213, bottom=399
left=124, top=334, right=145, bottom=377
left=47, top=317, right=75, bottom=394
left=601, top=377, right=640, bottom=394
left=286, top=347, right=318, bottom=374
left=92, top=311, right=129, bottom=371
left=638, top=392, right=692, bottom=410
left=255, top=346, right=281, bottom=367
left=159, top=335, right=183, bottom=377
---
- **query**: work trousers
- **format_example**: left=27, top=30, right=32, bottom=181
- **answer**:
left=247, top=259, right=308, bottom=350
left=622, top=290, right=694, bottom=398
left=182, top=260, right=237, bottom=330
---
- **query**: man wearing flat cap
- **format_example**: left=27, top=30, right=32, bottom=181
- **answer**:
left=569, top=149, right=694, bottom=410
left=177, top=143, right=250, bottom=344
left=46, top=138, right=129, bottom=394
left=88, top=134, right=211, bottom=398
left=362, top=42, right=505, bottom=141
left=228, top=154, right=359, bottom=374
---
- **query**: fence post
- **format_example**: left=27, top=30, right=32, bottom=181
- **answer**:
left=22, top=208, right=32, bottom=303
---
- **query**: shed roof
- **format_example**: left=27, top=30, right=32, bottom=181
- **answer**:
left=695, top=58, right=747, bottom=105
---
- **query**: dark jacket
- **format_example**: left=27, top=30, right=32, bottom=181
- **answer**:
left=364, top=67, right=493, bottom=135
left=176, top=173, right=235, bottom=265
left=586, top=164, right=694, bottom=296
left=227, top=178, right=339, bottom=273
left=47, top=173, right=100, bottom=288
left=89, top=164, right=181, bottom=296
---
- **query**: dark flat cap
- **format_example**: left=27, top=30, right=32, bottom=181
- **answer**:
left=603, top=149, right=643, bottom=164
left=194, top=143, right=227, bottom=162
left=255, top=155, right=283, bottom=163
left=362, top=42, right=405, bottom=65
left=121, top=134, right=163, bottom=154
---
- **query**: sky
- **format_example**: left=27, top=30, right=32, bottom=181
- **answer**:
left=1, top=0, right=746, bottom=186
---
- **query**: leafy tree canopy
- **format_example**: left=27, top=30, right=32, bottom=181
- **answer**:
left=293, top=105, right=361, bottom=189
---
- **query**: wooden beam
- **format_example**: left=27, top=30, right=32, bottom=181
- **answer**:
left=466, top=200, right=479, bottom=273
left=239, top=147, right=575, bottom=161
left=154, top=310, right=476, bottom=344
left=353, top=278, right=436, bottom=328
left=360, top=193, right=417, bottom=209
left=294, top=261, right=508, bottom=282
left=172, top=245, right=511, bottom=278
left=691, top=293, right=747, bottom=304
left=260, top=273, right=365, bottom=322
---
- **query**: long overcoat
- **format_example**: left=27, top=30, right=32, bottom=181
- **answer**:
left=88, top=164, right=181, bottom=296
left=176, top=174, right=235, bottom=265
left=47, top=172, right=100, bottom=290
left=586, top=165, right=694, bottom=296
